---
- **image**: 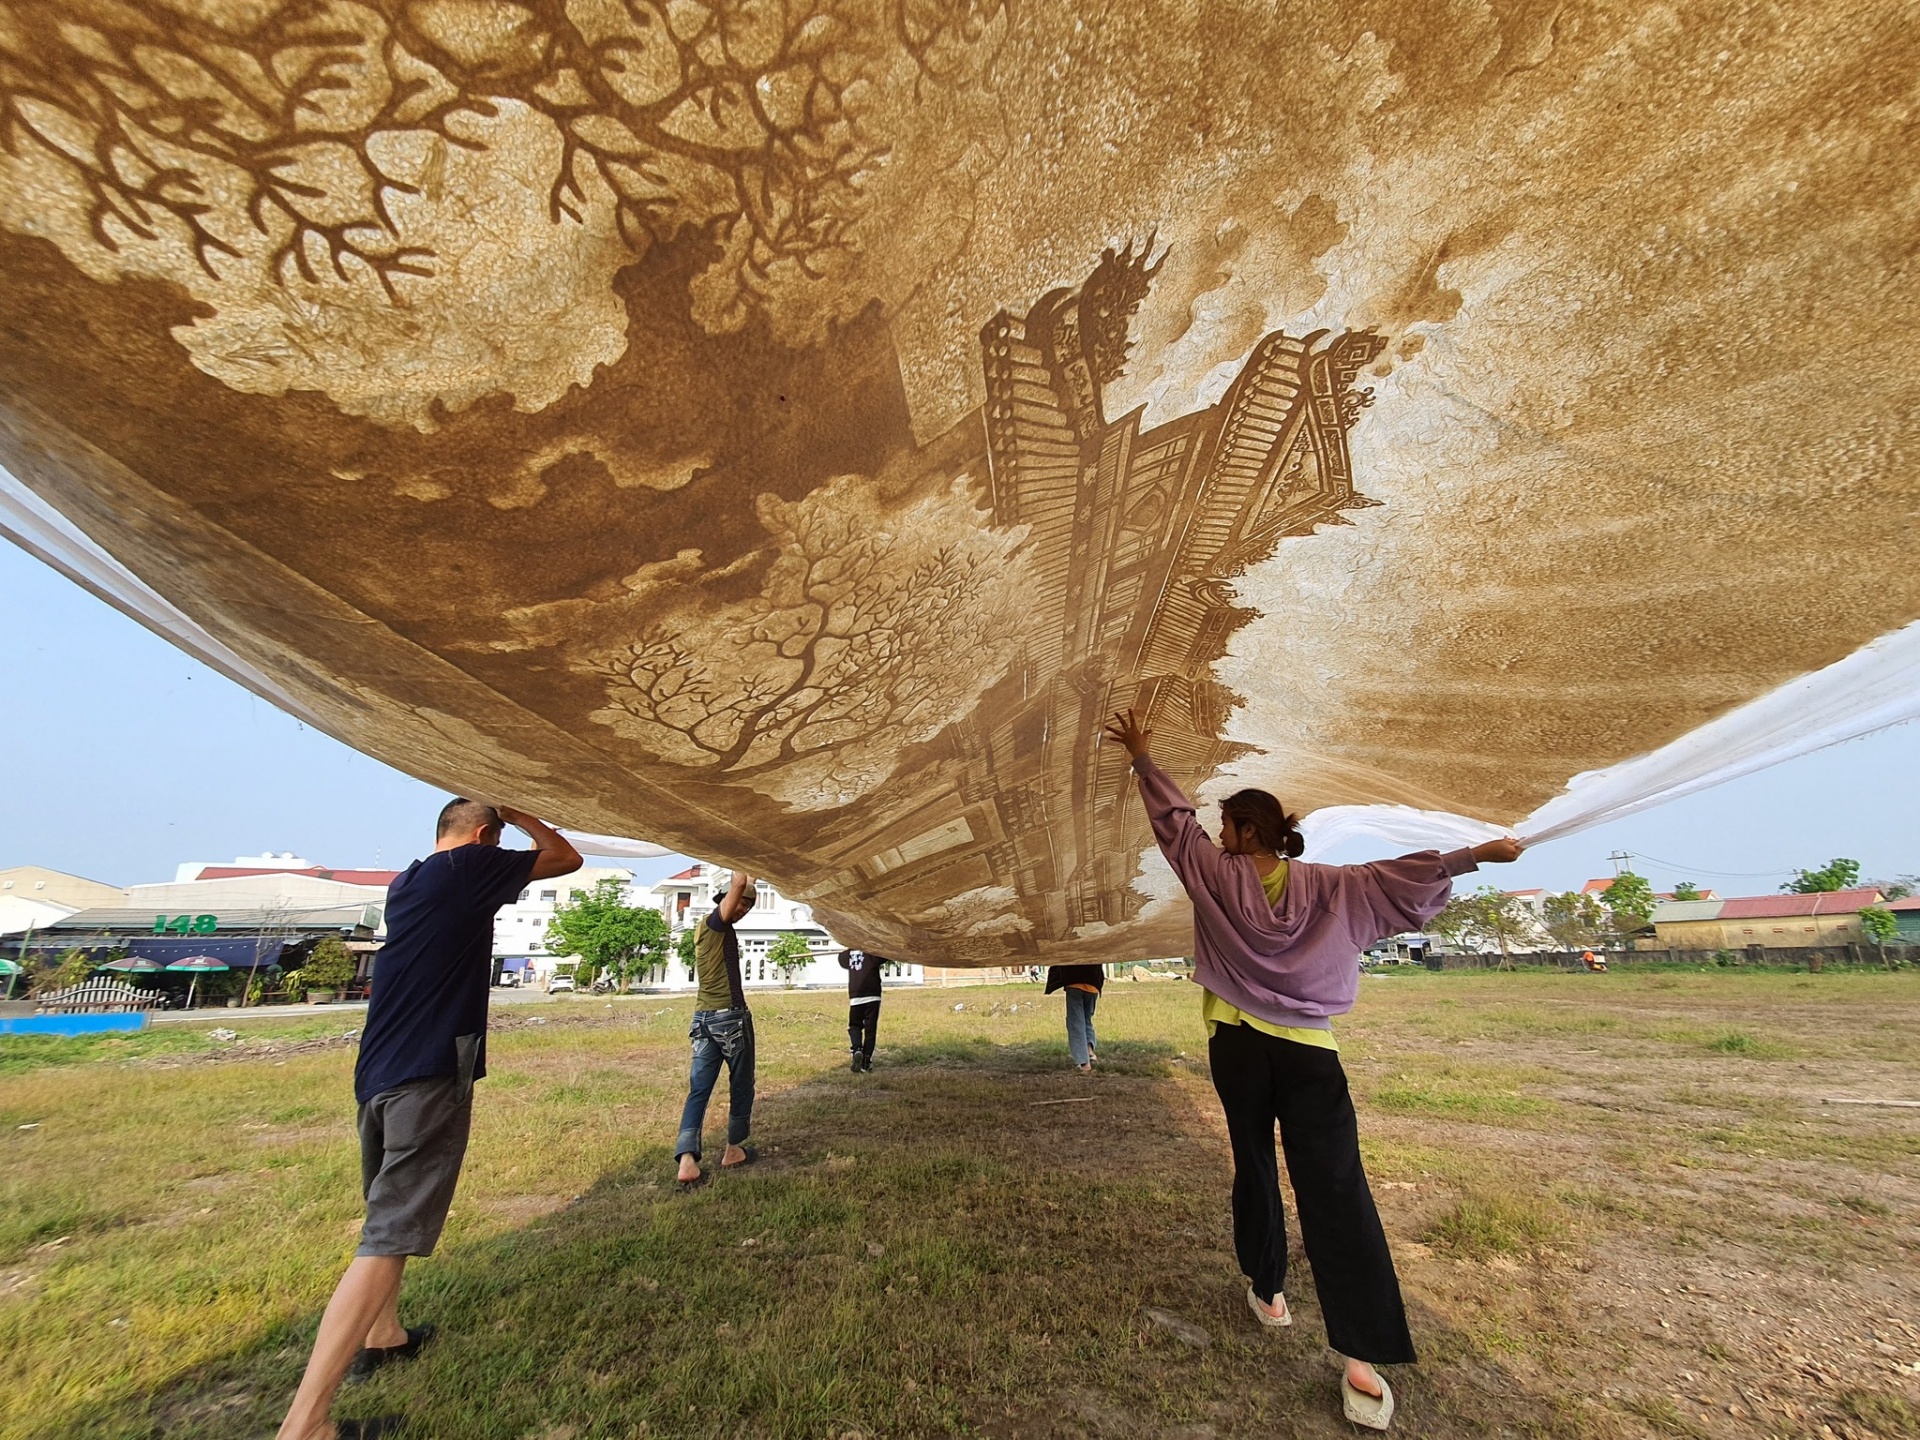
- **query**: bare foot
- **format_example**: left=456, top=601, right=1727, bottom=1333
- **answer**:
left=721, top=1143, right=749, bottom=1168
left=1345, top=1358, right=1384, bottom=1399
left=676, top=1154, right=701, bottom=1183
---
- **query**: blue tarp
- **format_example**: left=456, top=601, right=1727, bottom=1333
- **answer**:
left=1, top=1013, right=148, bottom=1035
left=499, top=956, right=529, bottom=972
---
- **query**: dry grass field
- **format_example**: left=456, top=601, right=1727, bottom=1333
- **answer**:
left=1, top=969, right=1917, bottom=1439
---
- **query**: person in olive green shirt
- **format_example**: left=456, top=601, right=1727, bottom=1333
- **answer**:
left=673, top=870, right=757, bottom=1186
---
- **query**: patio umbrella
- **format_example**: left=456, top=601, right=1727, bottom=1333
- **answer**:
left=99, top=956, right=166, bottom=973
left=166, top=955, right=229, bottom=1010
left=0, top=956, right=19, bottom=1001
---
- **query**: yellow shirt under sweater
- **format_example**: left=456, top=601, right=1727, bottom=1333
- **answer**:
left=1200, top=860, right=1338, bottom=1052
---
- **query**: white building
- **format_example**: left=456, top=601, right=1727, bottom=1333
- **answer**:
left=649, top=863, right=921, bottom=991
left=0, top=866, right=126, bottom=935
left=128, top=872, right=391, bottom=916
left=491, top=866, right=639, bottom=981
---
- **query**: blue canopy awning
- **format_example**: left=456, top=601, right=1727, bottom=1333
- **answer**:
left=121, top=936, right=286, bottom=969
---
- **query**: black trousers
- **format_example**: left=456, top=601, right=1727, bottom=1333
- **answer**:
left=1208, top=1019, right=1416, bottom=1364
left=848, top=1001, right=879, bottom=1058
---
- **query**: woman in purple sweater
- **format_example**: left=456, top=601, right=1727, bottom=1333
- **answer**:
left=1105, top=710, right=1521, bottom=1430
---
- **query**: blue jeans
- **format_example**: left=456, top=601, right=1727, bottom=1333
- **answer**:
left=1064, top=988, right=1099, bottom=1066
left=675, top=1008, right=755, bottom=1160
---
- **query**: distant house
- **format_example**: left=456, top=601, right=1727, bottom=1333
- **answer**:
left=1648, top=888, right=1885, bottom=950
left=0, top=865, right=125, bottom=935
left=1645, top=899, right=1730, bottom=949
left=1887, top=896, right=1920, bottom=943
left=172, top=852, right=400, bottom=887
left=1581, top=879, right=1718, bottom=902
left=1503, top=888, right=1546, bottom=918
left=7, top=861, right=397, bottom=977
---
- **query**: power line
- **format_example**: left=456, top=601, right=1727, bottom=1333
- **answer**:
left=1621, top=849, right=1795, bottom=880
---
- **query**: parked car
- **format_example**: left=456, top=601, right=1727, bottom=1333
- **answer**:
left=546, top=973, right=575, bottom=994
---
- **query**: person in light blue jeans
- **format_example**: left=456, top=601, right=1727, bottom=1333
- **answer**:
left=1045, top=964, right=1106, bottom=1071
left=675, top=870, right=759, bottom=1186
left=674, top=1007, right=755, bottom=1165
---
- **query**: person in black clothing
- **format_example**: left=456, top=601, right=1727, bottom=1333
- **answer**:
left=1046, top=964, right=1106, bottom=1071
left=276, top=800, right=579, bottom=1440
left=839, top=948, right=886, bottom=1071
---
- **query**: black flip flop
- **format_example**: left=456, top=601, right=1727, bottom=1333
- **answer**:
left=675, top=1170, right=710, bottom=1192
left=335, top=1417, right=408, bottom=1438
left=346, top=1325, right=436, bottom=1383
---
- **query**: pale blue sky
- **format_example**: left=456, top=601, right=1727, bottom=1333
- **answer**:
left=3, top=538, right=1915, bottom=897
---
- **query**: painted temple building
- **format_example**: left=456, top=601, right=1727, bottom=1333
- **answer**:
left=807, top=250, right=1388, bottom=960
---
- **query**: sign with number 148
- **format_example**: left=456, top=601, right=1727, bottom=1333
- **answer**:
left=153, top=914, right=218, bottom=935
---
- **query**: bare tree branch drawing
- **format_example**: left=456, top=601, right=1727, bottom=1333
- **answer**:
left=577, top=472, right=1027, bottom=805
left=0, top=0, right=1005, bottom=315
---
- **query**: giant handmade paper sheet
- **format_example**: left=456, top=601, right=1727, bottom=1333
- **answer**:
left=1, top=0, right=1916, bottom=963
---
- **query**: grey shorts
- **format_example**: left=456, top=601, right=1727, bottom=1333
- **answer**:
left=356, top=1075, right=473, bottom=1258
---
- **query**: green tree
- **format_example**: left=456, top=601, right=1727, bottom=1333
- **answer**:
left=33, top=947, right=96, bottom=995
left=545, top=878, right=667, bottom=993
left=1601, top=872, right=1657, bottom=943
left=1671, top=881, right=1703, bottom=901
left=1859, top=906, right=1899, bottom=968
left=1784, top=858, right=1861, bottom=894
left=1541, top=891, right=1609, bottom=950
left=1865, top=874, right=1915, bottom=901
left=294, top=936, right=358, bottom=995
left=767, top=932, right=814, bottom=988
left=676, top=925, right=699, bottom=982
left=1430, top=888, right=1534, bottom=968
left=1428, top=897, right=1474, bottom=949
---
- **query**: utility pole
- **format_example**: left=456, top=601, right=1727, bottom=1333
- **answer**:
left=1609, top=850, right=1632, bottom=877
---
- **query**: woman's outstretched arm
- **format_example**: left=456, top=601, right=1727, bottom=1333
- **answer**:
left=1104, top=709, right=1233, bottom=894
left=1347, top=836, right=1527, bottom=935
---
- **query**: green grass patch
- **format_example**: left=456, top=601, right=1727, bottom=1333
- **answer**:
left=1831, top=1194, right=1893, bottom=1218
left=1647, top=1022, right=1801, bottom=1059
left=1365, top=1062, right=1555, bottom=1123
left=1840, top=1390, right=1920, bottom=1438
left=1423, top=1192, right=1567, bottom=1259
left=0, top=1018, right=360, bottom=1076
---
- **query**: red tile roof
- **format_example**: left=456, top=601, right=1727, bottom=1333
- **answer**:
left=1885, top=896, right=1920, bottom=912
left=663, top=865, right=705, bottom=882
left=196, top=865, right=401, bottom=886
left=1580, top=879, right=1711, bottom=901
left=1717, top=889, right=1883, bottom=920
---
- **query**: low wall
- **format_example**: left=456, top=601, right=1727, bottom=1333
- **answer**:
left=1426, top=943, right=1919, bottom=971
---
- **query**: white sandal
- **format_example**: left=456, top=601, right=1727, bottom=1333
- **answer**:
left=1342, top=1372, right=1394, bottom=1430
left=1246, top=1286, right=1292, bottom=1328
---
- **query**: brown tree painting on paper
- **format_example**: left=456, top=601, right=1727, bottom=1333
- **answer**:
left=2, top=0, right=1917, bottom=964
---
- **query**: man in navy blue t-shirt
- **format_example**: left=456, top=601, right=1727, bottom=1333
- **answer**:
left=278, top=799, right=578, bottom=1440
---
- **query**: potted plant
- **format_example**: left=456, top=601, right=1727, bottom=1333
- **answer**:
left=297, top=937, right=358, bottom=1004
